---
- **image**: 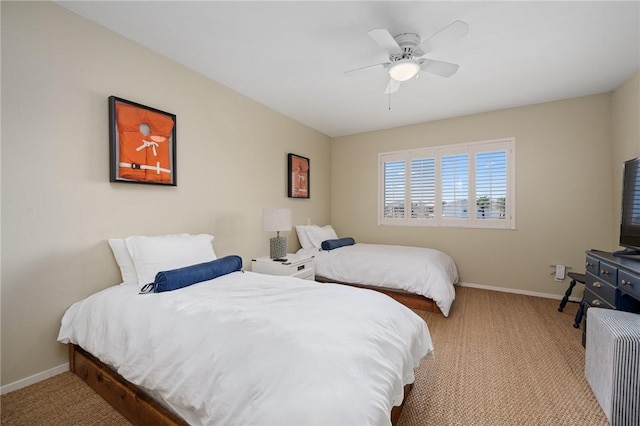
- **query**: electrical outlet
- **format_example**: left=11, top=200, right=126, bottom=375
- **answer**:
left=555, top=264, right=566, bottom=281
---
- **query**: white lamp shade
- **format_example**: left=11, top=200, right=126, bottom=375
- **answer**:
left=262, top=208, right=292, bottom=232
left=389, top=60, right=420, bottom=82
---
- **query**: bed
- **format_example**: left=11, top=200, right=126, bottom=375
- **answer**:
left=57, top=233, right=433, bottom=426
left=295, top=225, right=459, bottom=317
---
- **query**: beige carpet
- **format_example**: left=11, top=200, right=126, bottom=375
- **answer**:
left=401, top=287, right=607, bottom=425
left=1, top=286, right=608, bottom=425
left=1, top=370, right=129, bottom=425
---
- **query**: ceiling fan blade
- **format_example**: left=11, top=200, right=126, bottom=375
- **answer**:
left=419, top=58, right=460, bottom=78
left=368, top=28, right=402, bottom=54
left=420, top=20, right=468, bottom=52
left=343, top=62, right=390, bottom=76
left=384, top=79, right=402, bottom=94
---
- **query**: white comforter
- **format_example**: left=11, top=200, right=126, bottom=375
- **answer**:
left=58, top=271, right=432, bottom=426
left=298, top=243, right=458, bottom=317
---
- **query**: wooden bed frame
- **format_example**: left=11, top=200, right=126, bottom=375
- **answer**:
left=315, top=275, right=444, bottom=315
left=69, top=343, right=412, bottom=425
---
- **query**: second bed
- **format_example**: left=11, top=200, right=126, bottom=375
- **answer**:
left=296, top=225, right=459, bottom=317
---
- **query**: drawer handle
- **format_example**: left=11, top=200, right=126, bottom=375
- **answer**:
left=592, top=281, right=602, bottom=288
left=600, top=269, right=610, bottom=276
left=621, top=279, right=633, bottom=287
left=297, top=265, right=305, bottom=271
left=586, top=262, right=593, bottom=268
left=592, top=299, right=601, bottom=306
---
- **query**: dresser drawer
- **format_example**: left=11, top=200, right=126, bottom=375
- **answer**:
left=583, top=287, right=615, bottom=310
left=619, top=269, right=640, bottom=301
left=581, top=289, right=615, bottom=346
left=585, top=271, right=616, bottom=306
left=598, top=260, right=617, bottom=286
left=585, top=255, right=599, bottom=276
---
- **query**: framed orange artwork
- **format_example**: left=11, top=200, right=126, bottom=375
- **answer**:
left=288, top=153, right=310, bottom=198
left=109, top=96, right=177, bottom=186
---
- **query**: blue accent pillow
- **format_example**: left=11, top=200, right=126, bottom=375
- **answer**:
left=321, top=237, right=355, bottom=251
left=144, top=255, right=243, bottom=293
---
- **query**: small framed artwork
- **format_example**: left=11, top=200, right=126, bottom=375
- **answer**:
left=109, top=96, right=177, bottom=186
left=288, top=153, right=310, bottom=198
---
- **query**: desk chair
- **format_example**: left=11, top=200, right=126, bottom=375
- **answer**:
left=558, top=272, right=586, bottom=313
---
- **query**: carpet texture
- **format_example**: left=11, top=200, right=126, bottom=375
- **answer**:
left=1, top=370, right=129, bottom=425
left=1, top=286, right=608, bottom=425
left=400, top=286, right=607, bottom=425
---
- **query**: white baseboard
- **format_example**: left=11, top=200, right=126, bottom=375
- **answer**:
left=456, top=281, right=582, bottom=303
left=1, top=363, right=69, bottom=395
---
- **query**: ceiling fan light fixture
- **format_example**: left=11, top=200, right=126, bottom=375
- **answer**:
left=388, top=60, right=420, bottom=82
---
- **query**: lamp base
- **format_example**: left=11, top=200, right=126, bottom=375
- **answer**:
left=270, top=236, right=287, bottom=259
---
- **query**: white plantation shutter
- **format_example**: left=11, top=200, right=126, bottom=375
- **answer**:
left=441, top=154, right=469, bottom=219
left=379, top=138, right=515, bottom=229
left=410, top=157, right=435, bottom=219
left=383, top=160, right=405, bottom=219
left=476, top=150, right=507, bottom=220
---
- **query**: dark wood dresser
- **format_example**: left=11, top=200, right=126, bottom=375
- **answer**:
left=578, top=250, right=640, bottom=346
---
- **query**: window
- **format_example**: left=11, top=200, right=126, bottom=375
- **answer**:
left=383, top=160, right=405, bottom=219
left=379, top=138, right=515, bottom=229
left=410, top=157, right=435, bottom=219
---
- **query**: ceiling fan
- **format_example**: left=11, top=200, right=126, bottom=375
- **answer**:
left=345, top=20, right=468, bottom=94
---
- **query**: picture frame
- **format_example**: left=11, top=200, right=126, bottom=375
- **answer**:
left=288, top=153, right=310, bottom=198
left=109, top=96, right=177, bottom=186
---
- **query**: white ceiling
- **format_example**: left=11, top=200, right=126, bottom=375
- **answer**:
left=57, top=1, right=640, bottom=137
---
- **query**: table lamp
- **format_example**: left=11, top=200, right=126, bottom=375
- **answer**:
left=262, top=208, right=291, bottom=260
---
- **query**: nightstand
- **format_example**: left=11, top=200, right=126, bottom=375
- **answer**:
left=251, top=253, right=315, bottom=280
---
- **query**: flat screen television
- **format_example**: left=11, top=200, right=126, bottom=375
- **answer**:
left=616, top=157, right=640, bottom=256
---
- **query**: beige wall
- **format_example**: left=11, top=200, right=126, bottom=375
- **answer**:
left=331, top=94, right=618, bottom=295
left=1, top=1, right=331, bottom=386
left=611, top=70, right=640, bottom=247
left=2, top=1, right=638, bottom=389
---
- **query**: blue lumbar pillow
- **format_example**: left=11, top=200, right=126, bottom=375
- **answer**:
left=141, top=255, right=243, bottom=293
left=321, top=237, right=355, bottom=251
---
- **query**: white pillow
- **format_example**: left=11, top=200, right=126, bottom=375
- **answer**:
left=108, top=234, right=190, bottom=285
left=108, top=239, right=138, bottom=285
left=305, top=225, right=338, bottom=249
left=125, top=233, right=216, bottom=288
left=296, top=225, right=315, bottom=250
